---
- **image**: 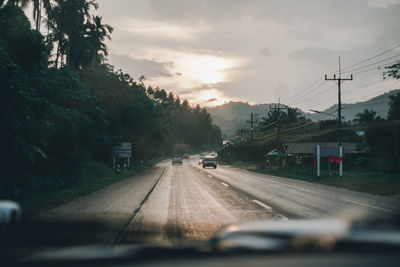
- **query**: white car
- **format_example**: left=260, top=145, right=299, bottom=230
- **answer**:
left=0, top=200, right=22, bottom=225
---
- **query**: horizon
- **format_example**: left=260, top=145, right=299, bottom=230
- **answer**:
left=24, top=0, right=400, bottom=110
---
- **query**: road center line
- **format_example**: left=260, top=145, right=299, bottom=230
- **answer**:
left=269, top=181, right=314, bottom=194
left=252, top=200, right=272, bottom=210
left=221, top=182, right=229, bottom=187
left=343, top=199, right=393, bottom=213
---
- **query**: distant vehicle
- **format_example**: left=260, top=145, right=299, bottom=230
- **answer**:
left=198, top=154, right=206, bottom=165
left=0, top=200, right=22, bottom=226
left=172, top=155, right=183, bottom=165
left=209, top=151, right=217, bottom=158
left=203, top=157, right=217, bottom=169
left=183, top=154, right=190, bottom=159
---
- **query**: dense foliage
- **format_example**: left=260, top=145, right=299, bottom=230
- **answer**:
left=0, top=1, right=221, bottom=197
left=219, top=92, right=400, bottom=173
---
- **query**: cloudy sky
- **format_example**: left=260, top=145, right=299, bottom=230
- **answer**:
left=93, top=0, right=400, bottom=111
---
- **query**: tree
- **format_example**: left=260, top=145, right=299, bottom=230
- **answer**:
left=83, top=15, right=113, bottom=67
left=384, top=60, right=400, bottom=80
left=284, top=107, right=304, bottom=123
left=388, top=92, right=400, bottom=120
left=353, top=109, right=382, bottom=124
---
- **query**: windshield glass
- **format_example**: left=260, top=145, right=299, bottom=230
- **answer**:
left=1, top=0, right=400, bottom=264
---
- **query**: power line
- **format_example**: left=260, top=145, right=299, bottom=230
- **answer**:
left=284, top=76, right=325, bottom=104
left=341, top=53, right=400, bottom=75
left=332, top=43, right=400, bottom=74
left=288, top=84, right=336, bottom=106
left=269, top=99, right=287, bottom=143
left=325, top=57, right=353, bottom=147
left=283, top=44, right=400, bottom=109
left=342, top=80, right=384, bottom=95
left=246, top=112, right=258, bottom=140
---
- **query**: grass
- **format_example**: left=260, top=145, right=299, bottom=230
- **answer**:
left=222, top=162, right=400, bottom=199
left=19, top=159, right=160, bottom=216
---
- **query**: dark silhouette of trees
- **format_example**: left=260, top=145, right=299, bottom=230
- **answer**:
left=353, top=109, right=382, bottom=124
left=0, top=1, right=221, bottom=198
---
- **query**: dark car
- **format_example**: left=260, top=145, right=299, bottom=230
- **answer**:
left=203, top=157, right=217, bottom=169
left=183, top=154, right=190, bottom=159
left=172, top=155, right=183, bottom=165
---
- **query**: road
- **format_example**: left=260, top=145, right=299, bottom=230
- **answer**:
left=13, top=157, right=400, bottom=251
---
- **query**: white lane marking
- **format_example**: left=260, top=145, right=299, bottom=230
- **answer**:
left=221, top=182, right=229, bottom=187
left=207, top=174, right=213, bottom=178
left=269, top=180, right=314, bottom=194
left=343, top=199, right=393, bottom=213
left=252, top=200, right=272, bottom=210
left=289, top=186, right=314, bottom=193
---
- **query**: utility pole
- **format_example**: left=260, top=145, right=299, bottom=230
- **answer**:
left=325, top=57, right=353, bottom=146
left=246, top=113, right=258, bottom=140
left=269, top=98, right=287, bottom=143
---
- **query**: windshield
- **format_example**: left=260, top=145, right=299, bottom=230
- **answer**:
left=1, top=0, right=400, bottom=264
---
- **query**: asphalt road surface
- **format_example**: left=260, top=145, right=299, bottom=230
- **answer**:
left=10, top=157, right=400, bottom=252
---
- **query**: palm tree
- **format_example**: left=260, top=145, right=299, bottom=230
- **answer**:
left=85, top=15, right=113, bottom=67
left=285, top=107, right=304, bottom=123
left=8, top=0, right=50, bottom=31
left=47, top=0, right=99, bottom=69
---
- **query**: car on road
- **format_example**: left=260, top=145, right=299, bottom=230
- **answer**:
left=172, top=155, right=183, bottom=165
left=183, top=154, right=190, bottom=159
left=198, top=154, right=206, bottom=165
left=0, top=200, right=22, bottom=226
left=203, top=157, right=217, bottom=169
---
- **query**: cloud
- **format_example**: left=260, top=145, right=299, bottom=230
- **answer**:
left=108, top=54, right=172, bottom=79
left=95, top=0, right=400, bottom=109
left=368, top=0, right=400, bottom=8
left=291, top=47, right=341, bottom=66
left=259, top=46, right=271, bottom=57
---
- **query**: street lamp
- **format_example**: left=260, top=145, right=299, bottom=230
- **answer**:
left=309, top=109, right=338, bottom=119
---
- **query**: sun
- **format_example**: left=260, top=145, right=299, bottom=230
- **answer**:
left=176, top=54, right=233, bottom=85
left=200, top=89, right=220, bottom=101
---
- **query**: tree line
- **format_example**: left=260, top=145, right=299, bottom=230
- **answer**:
left=0, top=1, right=222, bottom=197
left=220, top=88, right=400, bottom=173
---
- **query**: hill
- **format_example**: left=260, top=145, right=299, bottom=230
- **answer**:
left=306, top=89, right=399, bottom=121
left=208, top=89, right=399, bottom=137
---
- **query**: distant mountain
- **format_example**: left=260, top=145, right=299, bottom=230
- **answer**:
left=207, top=102, right=298, bottom=138
left=306, top=89, right=399, bottom=122
left=208, top=89, right=399, bottom=137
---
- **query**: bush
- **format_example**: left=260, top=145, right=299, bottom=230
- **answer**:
left=355, top=157, right=372, bottom=171
left=355, top=157, right=391, bottom=173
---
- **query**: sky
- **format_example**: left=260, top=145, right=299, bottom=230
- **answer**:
left=55, top=1, right=400, bottom=110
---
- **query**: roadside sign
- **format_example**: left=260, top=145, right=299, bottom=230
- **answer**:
left=112, top=142, right=132, bottom=168
left=112, top=142, right=132, bottom=157
left=314, top=146, right=341, bottom=157
left=315, top=145, right=343, bottom=178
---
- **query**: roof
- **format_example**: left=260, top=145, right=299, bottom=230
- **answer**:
left=283, top=143, right=369, bottom=155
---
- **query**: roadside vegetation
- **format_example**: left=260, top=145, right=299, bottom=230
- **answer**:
left=20, top=159, right=161, bottom=215
left=218, top=66, right=400, bottom=197
left=0, top=1, right=222, bottom=205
